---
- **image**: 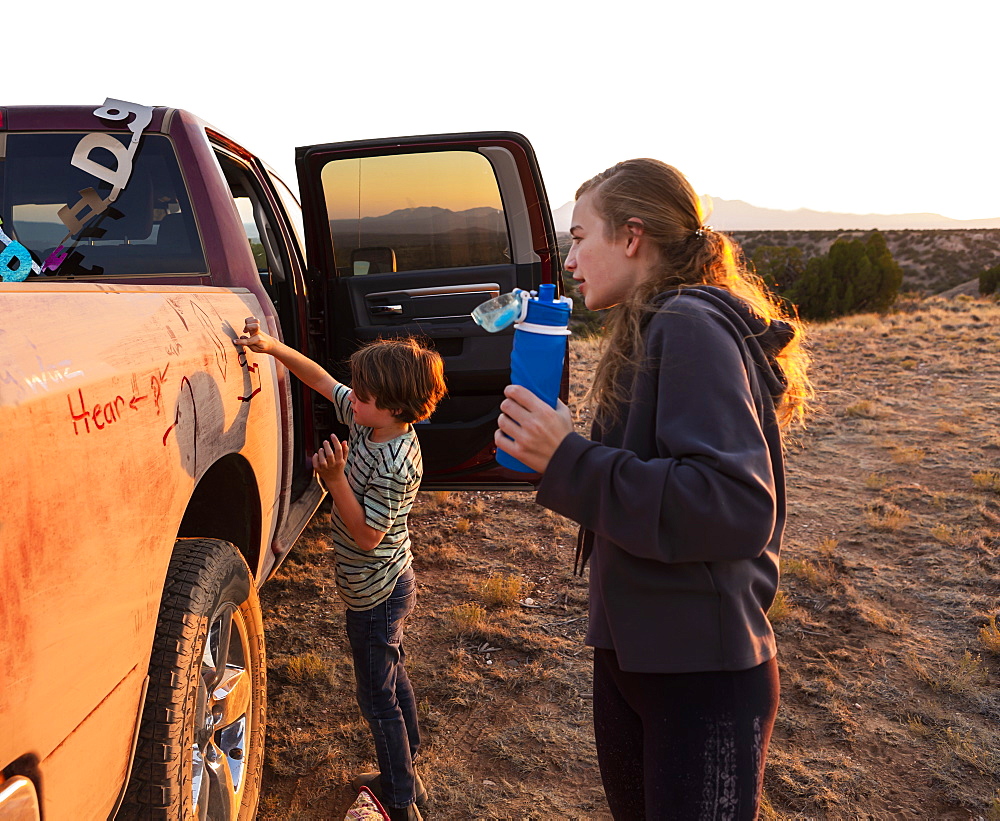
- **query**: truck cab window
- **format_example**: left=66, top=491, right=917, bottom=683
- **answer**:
left=0, top=133, right=206, bottom=279
left=215, top=151, right=288, bottom=303
left=319, top=150, right=510, bottom=277
left=267, top=170, right=306, bottom=267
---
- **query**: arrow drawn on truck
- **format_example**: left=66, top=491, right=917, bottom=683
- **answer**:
left=191, top=301, right=228, bottom=380
left=129, top=373, right=148, bottom=410
left=167, top=299, right=190, bottom=332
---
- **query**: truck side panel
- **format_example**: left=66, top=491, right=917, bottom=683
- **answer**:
left=0, top=283, right=280, bottom=817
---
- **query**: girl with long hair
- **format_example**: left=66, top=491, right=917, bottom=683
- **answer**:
left=496, top=158, right=810, bottom=819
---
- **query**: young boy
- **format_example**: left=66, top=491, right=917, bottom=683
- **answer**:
left=236, top=318, right=446, bottom=821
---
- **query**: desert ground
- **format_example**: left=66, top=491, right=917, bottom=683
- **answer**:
left=258, top=293, right=1000, bottom=820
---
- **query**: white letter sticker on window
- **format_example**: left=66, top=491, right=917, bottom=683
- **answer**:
left=70, top=133, right=134, bottom=200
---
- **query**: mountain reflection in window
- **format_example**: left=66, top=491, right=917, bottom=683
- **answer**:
left=321, top=151, right=510, bottom=275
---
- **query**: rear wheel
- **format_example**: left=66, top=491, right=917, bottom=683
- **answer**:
left=123, top=538, right=266, bottom=820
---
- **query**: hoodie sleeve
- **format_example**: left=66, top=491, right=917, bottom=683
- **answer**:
left=536, top=299, right=778, bottom=563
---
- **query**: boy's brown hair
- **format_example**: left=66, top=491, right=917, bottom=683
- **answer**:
left=349, top=337, right=447, bottom=424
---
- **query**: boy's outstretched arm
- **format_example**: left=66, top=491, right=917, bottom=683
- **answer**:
left=235, top=316, right=338, bottom=399
left=314, top=435, right=387, bottom=551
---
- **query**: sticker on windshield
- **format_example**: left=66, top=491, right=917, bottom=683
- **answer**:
left=0, top=217, right=41, bottom=282
left=70, top=99, right=153, bottom=205
left=0, top=97, right=154, bottom=280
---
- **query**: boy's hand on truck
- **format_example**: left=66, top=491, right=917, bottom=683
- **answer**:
left=235, top=316, right=276, bottom=354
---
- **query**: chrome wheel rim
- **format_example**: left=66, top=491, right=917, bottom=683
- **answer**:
left=192, top=602, right=253, bottom=820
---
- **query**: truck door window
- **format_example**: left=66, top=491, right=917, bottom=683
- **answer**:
left=0, top=133, right=205, bottom=279
left=319, top=151, right=510, bottom=276
left=267, top=170, right=305, bottom=267
left=215, top=151, right=288, bottom=296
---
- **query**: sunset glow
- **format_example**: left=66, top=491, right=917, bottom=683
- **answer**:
left=7, top=0, right=999, bottom=223
left=321, top=151, right=503, bottom=221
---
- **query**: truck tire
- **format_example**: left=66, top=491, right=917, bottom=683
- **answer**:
left=121, top=538, right=266, bottom=820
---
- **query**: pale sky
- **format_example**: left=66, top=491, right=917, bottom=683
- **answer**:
left=9, top=0, right=998, bottom=220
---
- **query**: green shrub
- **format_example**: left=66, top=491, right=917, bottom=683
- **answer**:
left=783, top=231, right=903, bottom=320
left=979, top=264, right=1000, bottom=295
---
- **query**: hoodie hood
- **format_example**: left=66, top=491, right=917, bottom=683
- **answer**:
left=652, top=285, right=793, bottom=403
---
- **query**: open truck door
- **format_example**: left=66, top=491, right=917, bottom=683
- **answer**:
left=296, top=132, right=564, bottom=487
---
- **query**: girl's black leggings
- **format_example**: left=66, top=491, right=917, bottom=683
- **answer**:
left=593, top=649, right=780, bottom=821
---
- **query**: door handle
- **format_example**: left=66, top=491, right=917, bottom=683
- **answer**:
left=371, top=304, right=403, bottom=315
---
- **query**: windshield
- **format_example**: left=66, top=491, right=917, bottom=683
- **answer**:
left=0, top=132, right=206, bottom=279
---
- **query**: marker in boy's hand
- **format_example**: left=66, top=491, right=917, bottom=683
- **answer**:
left=234, top=316, right=275, bottom=354
left=313, top=434, right=348, bottom=488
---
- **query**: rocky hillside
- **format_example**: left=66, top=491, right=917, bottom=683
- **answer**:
left=557, top=230, right=1000, bottom=296
left=732, top=229, right=1000, bottom=295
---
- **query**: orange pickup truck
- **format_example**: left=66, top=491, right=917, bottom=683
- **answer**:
left=0, top=100, right=562, bottom=820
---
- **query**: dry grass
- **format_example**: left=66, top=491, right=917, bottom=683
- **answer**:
left=936, top=420, right=965, bottom=435
left=447, top=602, right=489, bottom=635
left=479, top=574, right=527, bottom=609
left=864, top=500, right=911, bottom=530
left=864, top=472, right=890, bottom=490
left=843, top=399, right=881, bottom=419
left=980, top=615, right=1000, bottom=655
left=890, top=446, right=926, bottom=465
left=781, top=557, right=833, bottom=589
left=278, top=652, right=336, bottom=687
left=258, top=294, right=1000, bottom=820
left=972, top=470, right=1000, bottom=493
left=767, top=590, right=792, bottom=623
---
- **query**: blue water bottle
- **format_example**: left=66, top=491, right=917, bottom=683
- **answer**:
left=472, top=283, right=572, bottom=473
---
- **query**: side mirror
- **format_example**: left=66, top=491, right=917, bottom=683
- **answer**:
left=351, top=246, right=396, bottom=276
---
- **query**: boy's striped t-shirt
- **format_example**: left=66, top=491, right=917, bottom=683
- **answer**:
left=326, top=382, right=422, bottom=610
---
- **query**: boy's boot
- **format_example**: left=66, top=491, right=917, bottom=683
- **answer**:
left=385, top=803, right=423, bottom=821
left=351, top=771, right=427, bottom=808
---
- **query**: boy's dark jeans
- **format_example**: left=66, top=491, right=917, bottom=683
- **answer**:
left=346, top=567, right=420, bottom=809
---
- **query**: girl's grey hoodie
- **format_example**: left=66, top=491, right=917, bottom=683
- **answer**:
left=537, top=286, right=792, bottom=673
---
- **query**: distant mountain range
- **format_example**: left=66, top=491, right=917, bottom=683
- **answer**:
left=330, top=206, right=505, bottom=235
left=551, top=198, right=1000, bottom=232
left=328, top=202, right=1000, bottom=236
